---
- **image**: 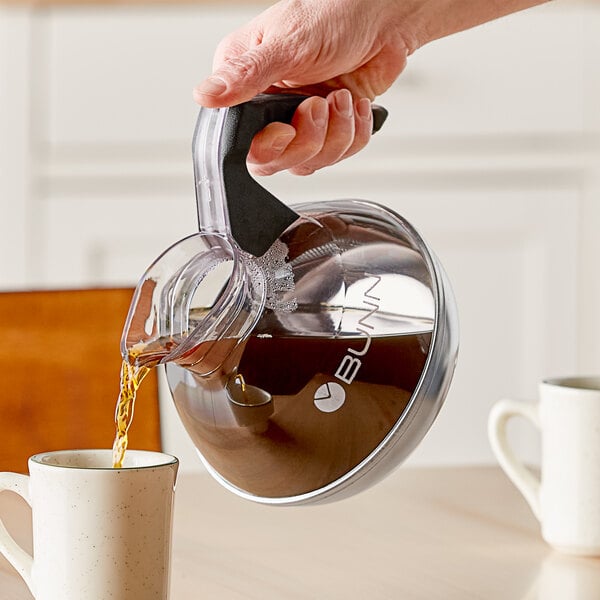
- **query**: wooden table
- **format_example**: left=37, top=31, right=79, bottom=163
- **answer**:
left=1, top=467, right=599, bottom=599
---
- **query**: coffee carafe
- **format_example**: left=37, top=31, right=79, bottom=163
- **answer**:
left=122, top=94, right=459, bottom=505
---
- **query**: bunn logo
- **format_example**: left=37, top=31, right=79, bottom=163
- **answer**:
left=334, top=275, right=381, bottom=385
left=313, top=382, right=346, bottom=413
left=313, top=276, right=381, bottom=413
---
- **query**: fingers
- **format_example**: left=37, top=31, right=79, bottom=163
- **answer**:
left=247, top=122, right=297, bottom=167
left=340, top=97, right=373, bottom=161
left=193, top=45, right=289, bottom=108
left=248, top=96, right=328, bottom=176
left=247, top=90, right=373, bottom=177
left=288, top=89, right=355, bottom=176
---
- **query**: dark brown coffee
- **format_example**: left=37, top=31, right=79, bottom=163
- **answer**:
left=114, top=298, right=432, bottom=494
left=170, top=328, right=431, bottom=498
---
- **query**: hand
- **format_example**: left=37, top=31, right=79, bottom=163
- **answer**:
left=193, top=0, right=412, bottom=176
left=193, top=0, right=547, bottom=175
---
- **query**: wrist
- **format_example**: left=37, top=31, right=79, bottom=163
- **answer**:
left=387, top=0, right=551, bottom=52
left=385, top=0, right=433, bottom=54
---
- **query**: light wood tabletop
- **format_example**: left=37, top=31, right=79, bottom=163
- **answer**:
left=1, top=466, right=599, bottom=599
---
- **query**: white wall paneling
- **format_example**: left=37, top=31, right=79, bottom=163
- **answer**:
left=579, top=2, right=600, bottom=373
left=0, top=7, right=33, bottom=288
left=43, top=6, right=258, bottom=146
left=386, top=4, right=585, bottom=137
left=1, top=0, right=598, bottom=470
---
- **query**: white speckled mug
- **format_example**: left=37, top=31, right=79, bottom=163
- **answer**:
left=488, top=376, right=600, bottom=556
left=0, top=449, right=178, bottom=599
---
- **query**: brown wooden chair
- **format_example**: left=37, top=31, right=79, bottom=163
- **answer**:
left=0, top=288, right=161, bottom=473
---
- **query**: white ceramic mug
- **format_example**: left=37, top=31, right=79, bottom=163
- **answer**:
left=488, top=376, right=600, bottom=556
left=0, top=449, right=178, bottom=599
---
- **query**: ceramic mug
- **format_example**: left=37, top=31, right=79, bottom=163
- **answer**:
left=488, top=376, right=600, bottom=556
left=0, top=449, right=178, bottom=599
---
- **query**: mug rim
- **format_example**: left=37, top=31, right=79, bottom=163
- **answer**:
left=542, top=375, right=600, bottom=392
left=29, top=449, right=178, bottom=471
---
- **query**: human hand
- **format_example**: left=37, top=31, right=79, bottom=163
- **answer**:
left=193, top=0, right=413, bottom=176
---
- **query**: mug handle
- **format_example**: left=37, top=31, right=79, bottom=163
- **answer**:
left=0, top=472, right=34, bottom=592
left=488, top=400, right=542, bottom=520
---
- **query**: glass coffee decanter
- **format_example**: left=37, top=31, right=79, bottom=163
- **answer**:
left=121, top=94, right=459, bottom=505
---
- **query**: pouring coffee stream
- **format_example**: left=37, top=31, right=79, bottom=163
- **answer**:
left=114, top=94, right=459, bottom=503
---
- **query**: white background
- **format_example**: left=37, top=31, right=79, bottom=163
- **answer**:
left=1, top=0, right=598, bottom=472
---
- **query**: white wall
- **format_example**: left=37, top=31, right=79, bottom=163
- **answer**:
left=1, top=0, right=598, bottom=472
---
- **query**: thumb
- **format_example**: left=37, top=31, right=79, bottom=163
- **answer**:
left=193, top=46, right=288, bottom=108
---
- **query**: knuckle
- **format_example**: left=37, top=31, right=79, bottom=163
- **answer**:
left=225, top=49, right=264, bottom=79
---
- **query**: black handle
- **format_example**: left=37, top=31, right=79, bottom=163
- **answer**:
left=220, top=93, right=388, bottom=257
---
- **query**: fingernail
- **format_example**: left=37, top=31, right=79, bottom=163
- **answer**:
left=334, top=89, right=353, bottom=118
left=196, top=76, right=227, bottom=97
left=357, top=97, right=372, bottom=120
left=272, top=131, right=296, bottom=152
left=310, top=98, right=329, bottom=128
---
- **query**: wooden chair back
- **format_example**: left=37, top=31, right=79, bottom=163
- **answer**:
left=0, top=288, right=161, bottom=473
